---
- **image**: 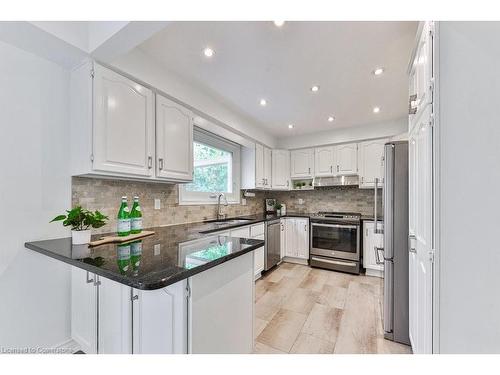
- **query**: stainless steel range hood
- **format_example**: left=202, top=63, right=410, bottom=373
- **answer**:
left=313, top=175, right=359, bottom=187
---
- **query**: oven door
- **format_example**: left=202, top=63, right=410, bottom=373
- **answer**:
left=310, top=222, right=360, bottom=261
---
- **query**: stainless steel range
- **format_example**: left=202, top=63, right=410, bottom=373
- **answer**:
left=309, top=211, right=361, bottom=274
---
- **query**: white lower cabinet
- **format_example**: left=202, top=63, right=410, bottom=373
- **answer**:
left=228, top=223, right=265, bottom=279
left=71, top=267, right=97, bottom=354
left=71, top=267, right=187, bottom=354
left=362, top=221, right=384, bottom=277
left=282, top=217, right=309, bottom=261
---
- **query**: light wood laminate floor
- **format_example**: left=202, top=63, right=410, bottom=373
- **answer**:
left=253, top=262, right=412, bottom=354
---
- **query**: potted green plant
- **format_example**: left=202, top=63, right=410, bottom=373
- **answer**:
left=51, top=206, right=108, bottom=245
left=274, top=203, right=283, bottom=216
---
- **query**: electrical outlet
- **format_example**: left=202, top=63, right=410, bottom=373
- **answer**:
left=241, top=198, right=247, bottom=206
left=154, top=198, right=161, bottom=210
left=154, top=244, right=161, bottom=255
left=298, top=198, right=305, bottom=205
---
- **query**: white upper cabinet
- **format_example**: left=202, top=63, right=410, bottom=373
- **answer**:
left=358, top=139, right=387, bottom=188
left=156, top=94, right=193, bottom=182
left=254, top=143, right=265, bottom=189
left=335, top=143, right=358, bottom=175
left=290, top=149, right=314, bottom=178
left=314, top=146, right=335, bottom=176
left=241, top=143, right=271, bottom=190
left=263, top=146, right=272, bottom=189
left=70, top=61, right=193, bottom=183
left=92, top=64, right=155, bottom=177
left=271, top=149, right=290, bottom=190
left=409, top=22, right=433, bottom=132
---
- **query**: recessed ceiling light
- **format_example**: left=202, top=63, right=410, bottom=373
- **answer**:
left=288, top=124, right=294, bottom=129
left=203, top=47, right=215, bottom=58
left=310, top=85, right=320, bottom=92
left=273, top=21, right=285, bottom=27
left=373, top=67, right=385, bottom=76
left=259, top=99, right=267, bottom=106
left=373, top=107, right=380, bottom=113
left=328, top=116, right=335, bottom=122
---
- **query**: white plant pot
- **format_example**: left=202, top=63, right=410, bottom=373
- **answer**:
left=72, top=230, right=91, bottom=245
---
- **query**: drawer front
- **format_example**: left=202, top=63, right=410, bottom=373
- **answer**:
left=250, top=223, right=265, bottom=237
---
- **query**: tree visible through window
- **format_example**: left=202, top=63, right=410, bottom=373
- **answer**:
left=185, top=142, right=233, bottom=193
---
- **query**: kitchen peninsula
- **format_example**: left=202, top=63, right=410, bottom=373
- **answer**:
left=25, top=221, right=265, bottom=354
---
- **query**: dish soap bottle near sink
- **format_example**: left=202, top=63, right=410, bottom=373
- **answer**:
left=129, top=196, right=143, bottom=234
left=117, top=196, right=131, bottom=236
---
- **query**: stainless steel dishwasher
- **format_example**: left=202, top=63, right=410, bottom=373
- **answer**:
left=264, top=219, right=281, bottom=271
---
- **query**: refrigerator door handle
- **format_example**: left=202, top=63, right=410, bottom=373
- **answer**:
left=383, top=260, right=394, bottom=335
left=374, top=246, right=384, bottom=265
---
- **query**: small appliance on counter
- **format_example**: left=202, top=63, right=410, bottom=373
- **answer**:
left=265, top=198, right=276, bottom=214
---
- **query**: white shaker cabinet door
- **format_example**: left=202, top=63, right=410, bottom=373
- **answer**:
left=295, top=218, right=310, bottom=259
left=272, top=149, right=290, bottom=190
left=290, top=148, right=314, bottom=178
left=335, top=143, right=358, bottom=175
left=314, top=146, right=335, bottom=176
left=71, top=267, right=97, bottom=354
left=358, top=139, right=387, bottom=188
left=156, top=94, right=193, bottom=181
left=92, top=64, right=155, bottom=177
left=263, top=146, right=272, bottom=189
left=255, top=143, right=265, bottom=188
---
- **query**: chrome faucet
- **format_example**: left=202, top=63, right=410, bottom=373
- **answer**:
left=217, top=193, right=228, bottom=220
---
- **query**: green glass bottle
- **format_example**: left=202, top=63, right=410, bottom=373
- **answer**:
left=117, top=196, right=131, bottom=236
left=117, top=243, right=131, bottom=275
left=129, top=196, right=143, bottom=234
left=130, top=240, right=142, bottom=275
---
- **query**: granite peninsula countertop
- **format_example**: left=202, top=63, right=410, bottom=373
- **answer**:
left=25, top=221, right=266, bottom=290
left=24, top=211, right=370, bottom=290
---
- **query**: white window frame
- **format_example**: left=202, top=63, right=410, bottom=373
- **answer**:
left=179, top=128, right=241, bottom=205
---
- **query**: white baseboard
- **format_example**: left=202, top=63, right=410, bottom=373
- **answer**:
left=282, top=257, right=308, bottom=265
left=365, top=268, right=384, bottom=278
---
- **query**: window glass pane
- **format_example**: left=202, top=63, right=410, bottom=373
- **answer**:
left=185, top=142, right=232, bottom=193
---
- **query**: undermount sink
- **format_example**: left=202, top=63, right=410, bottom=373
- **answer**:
left=207, top=219, right=254, bottom=225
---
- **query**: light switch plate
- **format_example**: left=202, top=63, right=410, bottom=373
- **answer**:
left=241, top=198, right=247, bottom=206
left=154, top=198, right=161, bottom=210
left=298, top=198, right=304, bottom=205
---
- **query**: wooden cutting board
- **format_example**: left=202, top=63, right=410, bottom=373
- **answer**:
left=89, top=231, right=155, bottom=247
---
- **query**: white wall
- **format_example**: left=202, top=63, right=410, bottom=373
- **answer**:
left=277, top=117, right=407, bottom=149
left=437, top=22, right=500, bottom=353
left=0, top=41, right=72, bottom=348
left=110, top=48, right=277, bottom=148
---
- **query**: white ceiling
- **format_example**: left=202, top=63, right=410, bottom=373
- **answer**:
left=138, top=21, right=418, bottom=138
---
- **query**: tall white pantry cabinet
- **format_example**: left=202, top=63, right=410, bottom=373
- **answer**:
left=69, top=61, right=193, bottom=183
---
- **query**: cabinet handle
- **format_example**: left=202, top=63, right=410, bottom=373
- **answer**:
left=86, top=271, right=94, bottom=284
left=147, top=156, right=152, bottom=169
left=286, top=180, right=289, bottom=187
left=409, top=234, right=417, bottom=253
left=361, top=176, right=364, bottom=184
left=330, top=165, right=333, bottom=173
left=304, top=224, right=307, bottom=231
left=93, top=275, right=101, bottom=286
left=409, top=93, right=418, bottom=114
left=158, top=158, right=164, bottom=170
left=308, top=167, right=311, bottom=174
left=337, top=165, right=339, bottom=172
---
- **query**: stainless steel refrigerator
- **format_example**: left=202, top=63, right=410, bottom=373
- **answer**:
left=376, top=141, right=410, bottom=345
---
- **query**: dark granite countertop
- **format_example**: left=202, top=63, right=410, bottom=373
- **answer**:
left=25, top=223, right=264, bottom=290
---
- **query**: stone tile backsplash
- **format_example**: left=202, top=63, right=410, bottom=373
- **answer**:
left=72, top=177, right=376, bottom=234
